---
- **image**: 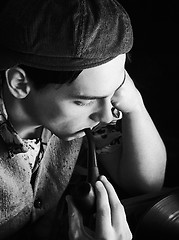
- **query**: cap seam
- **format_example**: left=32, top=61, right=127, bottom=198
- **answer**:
left=76, top=0, right=85, bottom=57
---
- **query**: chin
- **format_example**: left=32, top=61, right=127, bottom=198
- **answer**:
left=56, top=130, right=86, bottom=141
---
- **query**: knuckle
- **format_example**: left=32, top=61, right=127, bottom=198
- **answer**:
left=117, top=228, right=132, bottom=240
left=113, top=201, right=124, bottom=212
left=98, top=205, right=110, bottom=217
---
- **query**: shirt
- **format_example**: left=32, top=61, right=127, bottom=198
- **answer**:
left=0, top=91, right=82, bottom=239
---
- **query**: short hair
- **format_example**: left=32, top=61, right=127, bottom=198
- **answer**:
left=0, top=53, right=132, bottom=90
left=0, top=65, right=82, bottom=90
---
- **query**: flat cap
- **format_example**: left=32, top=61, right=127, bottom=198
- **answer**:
left=0, top=0, right=133, bottom=71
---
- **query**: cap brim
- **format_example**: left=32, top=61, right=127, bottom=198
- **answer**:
left=0, top=45, right=121, bottom=71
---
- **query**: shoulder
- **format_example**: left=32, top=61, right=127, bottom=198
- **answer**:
left=0, top=137, right=33, bottom=238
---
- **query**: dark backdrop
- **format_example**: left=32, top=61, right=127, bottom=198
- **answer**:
left=0, top=0, right=178, bottom=187
left=121, top=0, right=178, bottom=187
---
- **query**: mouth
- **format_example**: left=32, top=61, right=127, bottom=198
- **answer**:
left=91, top=123, right=105, bottom=132
left=66, top=124, right=100, bottom=140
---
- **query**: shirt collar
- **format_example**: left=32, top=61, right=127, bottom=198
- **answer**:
left=0, top=78, right=28, bottom=156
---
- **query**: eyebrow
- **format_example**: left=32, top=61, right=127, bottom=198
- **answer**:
left=71, top=71, right=126, bottom=100
left=71, top=94, right=107, bottom=100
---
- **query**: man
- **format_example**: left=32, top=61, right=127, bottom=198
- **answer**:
left=0, top=0, right=166, bottom=239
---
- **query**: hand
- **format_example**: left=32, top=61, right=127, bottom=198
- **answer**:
left=111, top=70, right=143, bottom=114
left=66, top=176, right=132, bottom=240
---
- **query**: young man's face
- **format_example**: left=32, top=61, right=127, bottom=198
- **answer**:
left=29, top=54, right=126, bottom=141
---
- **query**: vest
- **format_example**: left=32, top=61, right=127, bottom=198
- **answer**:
left=0, top=134, right=82, bottom=239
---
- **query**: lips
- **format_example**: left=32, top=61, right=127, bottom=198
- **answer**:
left=91, top=123, right=106, bottom=132
left=74, top=124, right=99, bottom=136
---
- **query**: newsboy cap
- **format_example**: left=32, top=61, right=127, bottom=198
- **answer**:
left=0, top=0, right=133, bottom=71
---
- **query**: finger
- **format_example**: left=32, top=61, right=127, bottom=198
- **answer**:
left=95, top=179, right=132, bottom=240
left=111, top=107, right=123, bottom=119
left=99, top=176, right=126, bottom=228
left=95, top=180, right=111, bottom=237
left=66, top=195, right=84, bottom=240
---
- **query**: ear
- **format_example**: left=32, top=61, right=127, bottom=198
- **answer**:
left=5, top=67, right=31, bottom=99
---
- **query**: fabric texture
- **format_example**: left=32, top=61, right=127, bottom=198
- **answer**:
left=0, top=0, right=133, bottom=71
left=0, top=133, right=82, bottom=240
left=0, top=90, right=82, bottom=239
left=0, top=79, right=29, bottom=155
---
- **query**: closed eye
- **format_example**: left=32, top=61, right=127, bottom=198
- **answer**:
left=74, top=100, right=96, bottom=106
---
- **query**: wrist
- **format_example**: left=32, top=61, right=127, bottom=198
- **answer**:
left=122, top=101, right=147, bottom=119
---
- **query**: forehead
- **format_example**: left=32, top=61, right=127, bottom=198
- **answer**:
left=70, top=54, right=126, bottom=97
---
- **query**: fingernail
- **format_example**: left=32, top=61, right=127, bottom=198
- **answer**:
left=99, top=175, right=107, bottom=181
left=95, top=180, right=102, bottom=186
left=111, top=108, right=122, bottom=119
left=66, top=195, right=72, bottom=209
left=95, top=180, right=103, bottom=189
left=66, top=196, right=75, bottom=217
left=66, top=195, right=70, bottom=204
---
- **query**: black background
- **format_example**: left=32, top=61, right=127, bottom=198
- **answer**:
left=0, top=0, right=178, bottom=187
left=120, top=0, right=178, bottom=187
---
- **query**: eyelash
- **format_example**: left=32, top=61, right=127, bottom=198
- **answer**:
left=74, top=100, right=95, bottom=106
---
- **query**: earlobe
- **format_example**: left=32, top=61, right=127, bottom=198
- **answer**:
left=5, top=67, right=31, bottom=99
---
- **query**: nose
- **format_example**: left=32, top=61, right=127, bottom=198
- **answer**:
left=90, top=101, right=113, bottom=124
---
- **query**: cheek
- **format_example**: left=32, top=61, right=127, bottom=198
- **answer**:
left=40, top=95, right=96, bottom=130
left=46, top=101, right=84, bottom=125
left=56, top=104, right=97, bottom=131
left=59, top=106, right=86, bottom=123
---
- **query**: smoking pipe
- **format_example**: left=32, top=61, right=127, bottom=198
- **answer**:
left=72, top=128, right=100, bottom=215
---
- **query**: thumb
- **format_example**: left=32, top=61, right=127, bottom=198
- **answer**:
left=66, top=195, right=82, bottom=239
left=66, top=195, right=94, bottom=240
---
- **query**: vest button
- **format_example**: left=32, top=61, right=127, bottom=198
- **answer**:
left=34, top=198, right=42, bottom=209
